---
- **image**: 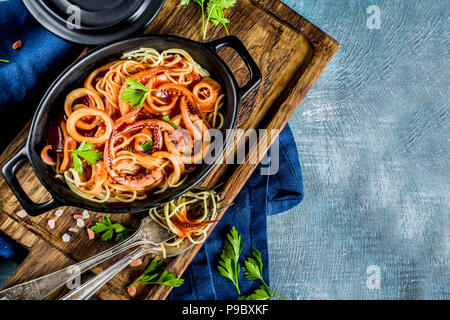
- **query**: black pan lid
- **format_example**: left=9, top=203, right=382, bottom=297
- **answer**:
left=23, top=0, right=165, bottom=46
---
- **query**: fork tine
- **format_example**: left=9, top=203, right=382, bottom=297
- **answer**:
left=217, top=203, right=234, bottom=211
left=194, top=183, right=224, bottom=192
left=212, top=182, right=224, bottom=191
left=217, top=190, right=226, bottom=197
left=217, top=196, right=227, bottom=203
left=193, top=186, right=210, bottom=191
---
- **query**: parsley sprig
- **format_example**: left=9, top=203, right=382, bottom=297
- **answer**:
left=238, top=248, right=288, bottom=300
left=120, top=78, right=155, bottom=109
left=217, top=226, right=244, bottom=294
left=69, top=141, right=103, bottom=174
left=90, top=216, right=134, bottom=242
left=181, top=0, right=236, bottom=39
left=128, top=258, right=184, bottom=288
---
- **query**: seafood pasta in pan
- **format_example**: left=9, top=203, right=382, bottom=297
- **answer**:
left=40, top=48, right=225, bottom=203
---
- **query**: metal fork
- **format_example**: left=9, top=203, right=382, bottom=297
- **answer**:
left=60, top=241, right=193, bottom=300
left=0, top=216, right=175, bottom=300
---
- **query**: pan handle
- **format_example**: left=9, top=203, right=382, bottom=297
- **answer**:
left=206, top=36, right=262, bottom=100
left=1, top=146, right=60, bottom=216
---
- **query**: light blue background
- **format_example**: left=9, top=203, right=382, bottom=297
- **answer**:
left=1, top=0, right=449, bottom=300
left=267, top=0, right=449, bottom=299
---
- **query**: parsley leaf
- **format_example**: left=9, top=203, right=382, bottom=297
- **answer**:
left=181, top=0, right=235, bottom=39
left=72, top=153, right=83, bottom=175
left=242, top=247, right=263, bottom=280
left=90, top=217, right=134, bottom=242
left=128, top=259, right=184, bottom=288
left=141, top=140, right=153, bottom=152
left=162, top=115, right=179, bottom=129
left=69, top=141, right=103, bottom=174
left=217, top=226, right=244, bottom=294
left=205, top=0, right=236, bottom=37
left=128, top=258, right=164, bottom=288
left=238, top=285, right=273, bottom=300
left=142, top=258, right=164, bottom=276
left=151, top=270, right=185, bottom=287
left=120, top=78, right=155, bottom=109
left=238, top=284, right=288, bottom=300
left=0, top=59, right=10, bottom=63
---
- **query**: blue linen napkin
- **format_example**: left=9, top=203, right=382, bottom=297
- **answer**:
left=0, top=0, right=304, bottom=299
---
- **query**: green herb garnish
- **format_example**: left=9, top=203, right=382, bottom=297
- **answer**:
left=162, top=115, right=179, bottom=129
left=141, top=140, right=153, bottom=152
left=128, top=258, right=184, bottom=288
left=238, top=248, right=288, bottom=300
left=0, top=59, right=10, bottom=63
left=181, top=0, right=236, bottom=39
left=238, top=285, right=280, bottom=300
left=217, top=226, right=244, bottom=294
left=69, top=141, right=103, bottom=174
left=90, top=216, right=134, bottom=242
left=120, top=78, right=155, bottom=109
left=216, top=228, right=289, bottom=300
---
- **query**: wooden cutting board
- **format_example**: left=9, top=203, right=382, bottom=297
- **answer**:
left=0, top=0, right=338, bottom=300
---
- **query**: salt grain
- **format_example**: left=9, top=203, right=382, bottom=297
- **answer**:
left=87, top=228, right=95, bottom=240
left=130, top=259, right=143, bottom=267
left=127, top=286, right=137, bottom=297
left=62, top=233, right=71, bottom=242
left=76, top=219, right=85, bottom=228
left=16, top=210, right=27, bottom=218
left=48, top=219, right=55, bottom=229
left=82, top=210, right=90, bottom=219
left=69, top=227, right=78, bottom=233
left=73, top=214, right=83, bottom=220
left=55, top=209, right=64, bottom=217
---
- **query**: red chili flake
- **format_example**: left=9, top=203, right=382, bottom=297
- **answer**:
left=12, top=40, right=23, bottom=50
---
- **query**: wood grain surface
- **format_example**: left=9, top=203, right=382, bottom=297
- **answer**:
left=0, top=0, right=338, bottom=299
left=269, top=0, right=449, bottom=299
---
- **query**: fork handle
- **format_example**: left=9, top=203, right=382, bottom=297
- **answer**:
left=0, top=230, right=145, bottom=300
left=60, top=246, right=150, bottom=300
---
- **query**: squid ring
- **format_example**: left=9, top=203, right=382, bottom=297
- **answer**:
left=66, top=108, right=114, bottom=144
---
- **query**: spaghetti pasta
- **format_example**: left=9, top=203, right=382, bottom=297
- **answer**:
left=149, top=188, right=220, bottom=254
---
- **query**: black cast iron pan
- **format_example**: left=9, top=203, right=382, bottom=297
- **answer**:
left=1, top=35, right=261, bottom=216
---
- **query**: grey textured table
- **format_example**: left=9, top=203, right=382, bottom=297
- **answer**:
left=268, top=0, right=449, bottom=299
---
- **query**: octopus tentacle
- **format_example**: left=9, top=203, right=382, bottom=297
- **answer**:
left=104, top=120, right=175, bottom=188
